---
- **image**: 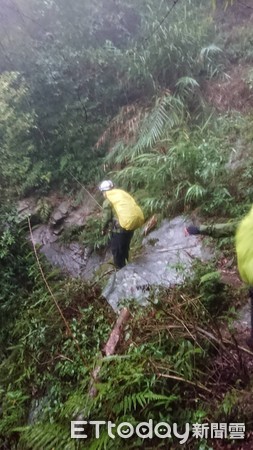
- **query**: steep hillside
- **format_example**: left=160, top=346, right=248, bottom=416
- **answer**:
left=1, top=1, right=253, bottom=449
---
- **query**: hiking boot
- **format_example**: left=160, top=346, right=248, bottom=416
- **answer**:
left=184, top=225, right=201, bottom=236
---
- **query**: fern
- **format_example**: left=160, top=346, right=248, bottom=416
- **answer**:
left=133, top=94, right=184, bottom=156
left=199, top=44, right=223, bottom=61
left=36, top=197, right=52, bottom=223
left=199, top=44, right=224, bottom=79
left=117, top=392, right=147, bottom=415
left=184, top=184, right=207, bottom=204
left=104, top=93, right=185, bottom=169
left=115, top=391, right=177, bottom=415
left=175, top=76, right=200, bottom=100
left=20, top=423, right=75, bottom=450
left=89, top=430, right=117, bottom=450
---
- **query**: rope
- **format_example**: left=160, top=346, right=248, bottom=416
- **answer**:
left=28, top=217, right=87, bottom=367
left=142, top=0, right=180, bottom=46
left=67, top=170, right=102, bottom=210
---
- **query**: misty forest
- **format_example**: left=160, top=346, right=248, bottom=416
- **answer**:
left=1, top=0, right=253, bottom=448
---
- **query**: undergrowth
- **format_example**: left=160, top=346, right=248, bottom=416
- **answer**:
left=1, top=218, right=252, bottom=449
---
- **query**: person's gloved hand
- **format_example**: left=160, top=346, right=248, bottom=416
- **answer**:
left=184, top=225, right=200, bottom=236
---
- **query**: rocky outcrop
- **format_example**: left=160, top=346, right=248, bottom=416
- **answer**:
left=50, top=201, right=69, bottom=227
left=18, top=191, right=103, bottom=280
left=17, top=197, right=40, bottom=225
left=103, top=216, right=213, bottom=310
left=17, top=191, right=99, bottom=230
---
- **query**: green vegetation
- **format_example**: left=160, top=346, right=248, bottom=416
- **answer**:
left=1, top=0, right=253, bottom=448
left=0, top=231, right=250, bottom=449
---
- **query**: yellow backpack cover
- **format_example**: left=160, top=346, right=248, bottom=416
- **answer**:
left=236, top=206, right=253, bottom=285
left=105, top=189, right=144, bottom=231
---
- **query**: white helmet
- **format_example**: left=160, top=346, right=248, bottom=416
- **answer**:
left=99, top=180, right=114, bottom=192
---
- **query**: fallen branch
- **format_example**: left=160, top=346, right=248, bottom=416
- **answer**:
left=157, top=372, right=212, bottom=394
left=195, top=326, right=253, bottom=356
left=103, top=307, right=131, bottom=356
left=89, top=307, right=131, bottom=397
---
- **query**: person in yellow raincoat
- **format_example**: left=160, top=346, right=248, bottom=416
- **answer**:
left=99, top=180, right=144, bottom=269
left=186, top=208, right=253, bottom=348
left=235, top=205, right=253, bottom=348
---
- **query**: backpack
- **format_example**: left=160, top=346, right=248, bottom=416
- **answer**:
left=105, top=189, right=144, bottom=231
left=236, top=205, right=253, bottom=285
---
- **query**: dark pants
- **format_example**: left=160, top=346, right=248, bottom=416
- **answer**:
left=111, top=230, right=134, bottom=269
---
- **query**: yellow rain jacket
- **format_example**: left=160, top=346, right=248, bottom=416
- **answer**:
left=235, top=206, right=253, bottom=285
left=104, top=189, right=144, bottom=231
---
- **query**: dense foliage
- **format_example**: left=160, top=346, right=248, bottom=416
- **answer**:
left=0, top=0, right=244, bottom=197
left=0, top=218, right=250, bottom=449
left=1, top=0, right=253, bottom=448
